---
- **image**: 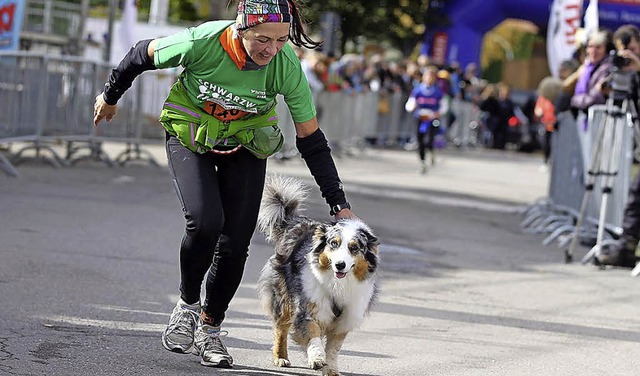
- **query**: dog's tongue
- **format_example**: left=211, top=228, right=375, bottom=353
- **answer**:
left=335, top=272, right=347, bottom=279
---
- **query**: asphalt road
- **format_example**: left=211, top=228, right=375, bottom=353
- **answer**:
left=1, top=152, right=640, bottom=376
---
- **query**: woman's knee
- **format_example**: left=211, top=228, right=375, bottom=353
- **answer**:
left=216, top=234, right=250, bottom=261
left=184, top=210, right=223, bottom=242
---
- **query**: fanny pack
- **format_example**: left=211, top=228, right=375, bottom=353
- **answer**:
left=159, top=81, right=284, bottom=159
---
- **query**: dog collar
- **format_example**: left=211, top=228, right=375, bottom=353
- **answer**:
left=329, top=202, right=351, bottom=216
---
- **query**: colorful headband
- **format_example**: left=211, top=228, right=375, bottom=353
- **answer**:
left=236, top=0, right=293, bottom=31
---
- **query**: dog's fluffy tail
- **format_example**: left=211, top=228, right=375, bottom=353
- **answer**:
left=258, top=175, right=309, bottom=243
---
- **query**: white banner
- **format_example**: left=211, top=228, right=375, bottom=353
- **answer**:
left=108, top=0, right=139, bottom=63
left=120, top=0, right=138, bottom=52
left=547, top=0, right=584, bottom=77
left=583, top=0, right=599, bottom=44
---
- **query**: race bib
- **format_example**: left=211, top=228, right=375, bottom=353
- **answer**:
left=204, top=101, right=249, bottom=122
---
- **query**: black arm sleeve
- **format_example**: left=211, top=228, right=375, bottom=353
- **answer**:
left=296, top=128, right=347, bottom=208
left=102, top=39, right=158, bottom=105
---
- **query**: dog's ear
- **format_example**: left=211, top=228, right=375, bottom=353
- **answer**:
left=312, top=224, right=328, bottom=254
left=362, top=229, right=379, bottom=273
left=364, top=229, right=380, bottom=254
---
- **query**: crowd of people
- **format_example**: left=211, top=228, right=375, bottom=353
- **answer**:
left=294, top=44, right=553, bottom=158
left=295, top=47, right=494, bottom=162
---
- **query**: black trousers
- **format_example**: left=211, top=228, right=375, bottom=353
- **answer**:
left=543, top=130, right=553, bottom=164
left=165, top=134, right=266, bottom=325
left=416, top=120, right=439, bottom=162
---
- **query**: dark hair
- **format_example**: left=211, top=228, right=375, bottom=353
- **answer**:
left=614, top=24, right=640, bottom=49
left=287, top=0, right=322, bottom=49
left=228, top=0, right=322, bottom=50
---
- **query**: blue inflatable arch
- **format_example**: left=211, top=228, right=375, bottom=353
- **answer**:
left=428, top=0, right=640, bottom=70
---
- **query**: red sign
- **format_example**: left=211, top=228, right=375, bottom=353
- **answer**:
left=0, top=3, right=15, bottom=33
left=431, top=32, right=448, bottom=65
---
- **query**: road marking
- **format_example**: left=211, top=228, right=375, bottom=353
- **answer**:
left=347, top=185, right=522, bottom=213
left=40, top=315, right=164, bottom=332
left=378, top=244, right=421, bottom=255
left=86, top=304, right=168, bottom=316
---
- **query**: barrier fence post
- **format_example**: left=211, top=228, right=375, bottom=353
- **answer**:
left=114, top=76, right=160, bottom=166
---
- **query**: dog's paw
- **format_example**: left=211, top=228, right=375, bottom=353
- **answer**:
left=274, top=358, right=290, bottom=367
left=308, top=357, right=327, bottom=370
left=322, top=367, right=341, bottom=376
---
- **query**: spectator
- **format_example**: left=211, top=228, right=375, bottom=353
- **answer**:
left=479, top=83, right=514, bottom=150
left=436, top=68, right=454, bottom=142
left=387, top=61, right=410, bottom=93
left=534, top=76, right=563, bottom=169
left=496, top=83, right=517, bottom=150
left=595, top=24, right=640, bottom=268
left=479, top=83, right=500, bottom=148
left=312, top=55, right=330, bottom=89
left=554, top=58, right=581, bottom=114
left=463, top=63, right=480, bottom=87
left=339, top=55, right=366, bottom=94
left=519, top=92, right=539, bottom=152
left=436, top=69, right=451, bottom=95
left=416, top=54, right=430, bottom=72
left=406, top=60, right=423, bottom=89
left=324, top=52, right=343, bottom=92
left=300, top=51, right=325, bottom=93
left=571, top=29, right=615, bottom=121
left=448, top=61, right=463, bottom=100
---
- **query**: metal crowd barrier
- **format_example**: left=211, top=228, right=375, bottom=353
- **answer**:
left=374, top=92, right=411, bottom=146
left=448, top=99, right=484, bottom=148
left=521, top=106, right=634, bottom=263
left=0, top=52, right=484, bottom=177
left=272, top=91, right=380, bottom=161
left=0, top=51, right=170, bottom=174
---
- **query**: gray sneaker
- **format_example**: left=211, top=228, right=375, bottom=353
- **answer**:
left=193, top=323, right=233, bottom=368
left=419, top=161, right=427, bottom=175
left=161, top=299, right=201, bottom=354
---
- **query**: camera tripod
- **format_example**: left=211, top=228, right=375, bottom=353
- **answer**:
left=565, top=92, right=639, bottom=266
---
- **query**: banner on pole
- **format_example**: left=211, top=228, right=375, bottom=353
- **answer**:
left=547, top=0, right=584, bottom=77
left=120, top=0, right=138, bottom=51
left=583, top=0, right=599, bottom=43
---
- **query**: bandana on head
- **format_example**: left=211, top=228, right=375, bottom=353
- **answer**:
left=236, top=0, right=293, bottom=31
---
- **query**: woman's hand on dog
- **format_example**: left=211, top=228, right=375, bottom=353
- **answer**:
left=93, top=93, right=117, bottom=126
left=334, top=208, right=358, bottom=220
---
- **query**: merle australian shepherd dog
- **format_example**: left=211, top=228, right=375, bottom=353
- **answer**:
left=257, top=176, right=380, bottom=376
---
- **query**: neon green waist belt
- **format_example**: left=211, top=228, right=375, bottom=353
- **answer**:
left=159, top=81, right=283, bottom=159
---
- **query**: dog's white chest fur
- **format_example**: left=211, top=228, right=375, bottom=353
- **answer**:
left=302, top=265, right=376, bottom=333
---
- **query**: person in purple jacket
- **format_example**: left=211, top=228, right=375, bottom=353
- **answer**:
left=571, top=29, right=615, bottom=118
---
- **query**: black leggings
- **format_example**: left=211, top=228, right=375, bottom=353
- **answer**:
left=416, top=120, right=439, bottom=162
left=166, top=134, right=266, bottom=325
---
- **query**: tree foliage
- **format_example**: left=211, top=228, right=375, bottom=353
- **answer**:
left=300, top=0, right=448, bottom=56
left=85, top=0, right=447, bottom=56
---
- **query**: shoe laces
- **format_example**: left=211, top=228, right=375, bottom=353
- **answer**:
left=200, top=325, right=230, bottom=354
left=167, top=306, right=199, bottom=336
